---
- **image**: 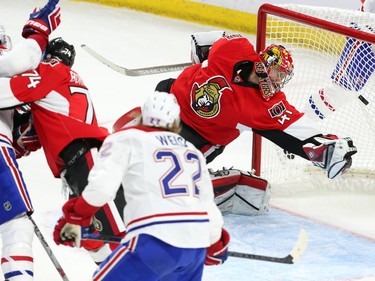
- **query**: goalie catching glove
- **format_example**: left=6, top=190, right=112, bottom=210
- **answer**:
left=303, top=135, right=357, bottom=179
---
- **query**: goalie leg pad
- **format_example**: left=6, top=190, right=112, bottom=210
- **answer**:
left=232, top=172, right=271, bottom=215
left=211, top=168, right=271, bottom=215
left=211, top=168, right=241, bottom=213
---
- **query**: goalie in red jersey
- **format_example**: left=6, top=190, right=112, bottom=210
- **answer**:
left=111, top=32, right=358, bottom=217
left=155, top=33, right=357, bottom=178
left=0, top=37, right=126, bottom=264
left=152, top=33, right=358, bottom=214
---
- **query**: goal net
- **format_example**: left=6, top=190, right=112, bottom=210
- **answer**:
left=253, top=4, right=375, bottom=193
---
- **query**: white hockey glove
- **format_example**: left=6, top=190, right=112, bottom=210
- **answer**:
left=210, top=167, right=270, bottom=215
left=303, top=135, right=357, bottom=179
left=191, top=30, right=225, bottom=64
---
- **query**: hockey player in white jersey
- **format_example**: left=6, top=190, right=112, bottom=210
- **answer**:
left=53, top=91, right=230, bottom=280
left=0, top=1, right=61, bottom=280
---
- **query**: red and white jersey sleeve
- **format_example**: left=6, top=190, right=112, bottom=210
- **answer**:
left=82, top=126, right=223, bottom=248
left=0, top=39, right=43, bottom=147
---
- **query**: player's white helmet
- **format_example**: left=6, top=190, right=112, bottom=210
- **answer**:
left=142, top=91, right=180, bottom=129
left=0, top=25, right=12, bottom=54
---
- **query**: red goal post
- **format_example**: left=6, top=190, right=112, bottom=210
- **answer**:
left=252, top=4, right=375, bottom=191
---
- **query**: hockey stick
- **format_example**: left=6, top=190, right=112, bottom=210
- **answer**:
left=228, top=228, right=308, bottom=264
left=29, top=217, right=70, bottom=281
left=85, top=228, right=308, bottom=264
left=81, top=44, right=192, bottom=76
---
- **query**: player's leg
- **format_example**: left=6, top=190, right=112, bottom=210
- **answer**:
left=1, top=216, right=34, bottom=281
left=59, top=140, right=125, bottom=263
left=0, top=147, right=34, bottom=281
left=92, top=234, right=205, bottom=281
left=159, top=248, right=205, bottom=281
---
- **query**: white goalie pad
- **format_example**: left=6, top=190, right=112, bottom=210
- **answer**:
left=210, top=168, right=271, bottom=215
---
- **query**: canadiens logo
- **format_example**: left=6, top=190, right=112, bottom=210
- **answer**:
left=190, top=76, right=230, bottom=118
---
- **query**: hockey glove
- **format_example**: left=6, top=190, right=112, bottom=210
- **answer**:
left=303, top=135, right=357, bottom=179
left=191, top=31, right=225, bottom=64
left=53, top=197, right=100, bottom=248
left=22, top=0, right=61, bottom=40
left=13, top=121, right=41, bottom=159
left=205, top=228, right=230, bottom=266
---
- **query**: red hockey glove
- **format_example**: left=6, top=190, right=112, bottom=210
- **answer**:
left=22, top=0, right=61, bottom=40
left=53, top=197, right=100, bottom=248
left=205, top=228, right=230, bottom=266
left=303, top=134, right=357, bottom=179
left=13, top=121, right=41, bottom=159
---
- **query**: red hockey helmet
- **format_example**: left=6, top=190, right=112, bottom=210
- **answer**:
left=259, top=44, right=294, bottom=92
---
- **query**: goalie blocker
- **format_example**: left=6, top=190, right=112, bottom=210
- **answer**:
left=210, top=168, right=270, bottom=215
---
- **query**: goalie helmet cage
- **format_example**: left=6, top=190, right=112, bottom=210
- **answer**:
left=252, top=4, right=375, bottom=193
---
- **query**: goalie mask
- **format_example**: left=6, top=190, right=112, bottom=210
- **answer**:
left=259, top=44, right=294, bottom=94
left=0, top=25, right=12, bottom=53
left=142, top=91, right=181, bottom=129
left=44, top=37, right=76, bottom=67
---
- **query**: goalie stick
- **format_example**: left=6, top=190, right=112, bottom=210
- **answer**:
left=84, top=228, right=308, bottom=264
left=29, top=217, right=70, bottom=281
left=81, top=44, right=192, bottom=76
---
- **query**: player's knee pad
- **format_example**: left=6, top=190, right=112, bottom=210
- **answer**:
left=1, top=215, right=34, bottom=249
left=211, top=168, right=270, bottom=215
left=1, top=215, right=34, bottom=280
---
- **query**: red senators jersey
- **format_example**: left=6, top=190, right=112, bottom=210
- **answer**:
left=0, top=58, right=109, bottom=176
left=170, top=35, right=311, bottom=146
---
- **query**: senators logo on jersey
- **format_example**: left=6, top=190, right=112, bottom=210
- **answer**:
left=190, top=76, right=230, bottom=118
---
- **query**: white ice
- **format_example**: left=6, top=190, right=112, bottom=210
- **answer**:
left=1, top=1, right=375, bottom=280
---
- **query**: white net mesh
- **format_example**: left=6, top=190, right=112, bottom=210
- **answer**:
left=259, top=4, right=375, bottom=194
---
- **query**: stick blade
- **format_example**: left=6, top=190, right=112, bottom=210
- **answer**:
left=289, top=228, right=309, bottom=263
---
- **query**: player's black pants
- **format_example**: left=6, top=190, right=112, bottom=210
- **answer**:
left=60, top=138, right=126, bottom=236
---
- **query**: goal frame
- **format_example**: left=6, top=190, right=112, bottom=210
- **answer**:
left=252, top=4, right=375, bottom=177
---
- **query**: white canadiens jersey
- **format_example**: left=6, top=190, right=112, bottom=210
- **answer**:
left=0, top=39, right=42, bottom=148
left=82, top=126, right=223, bottom=248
